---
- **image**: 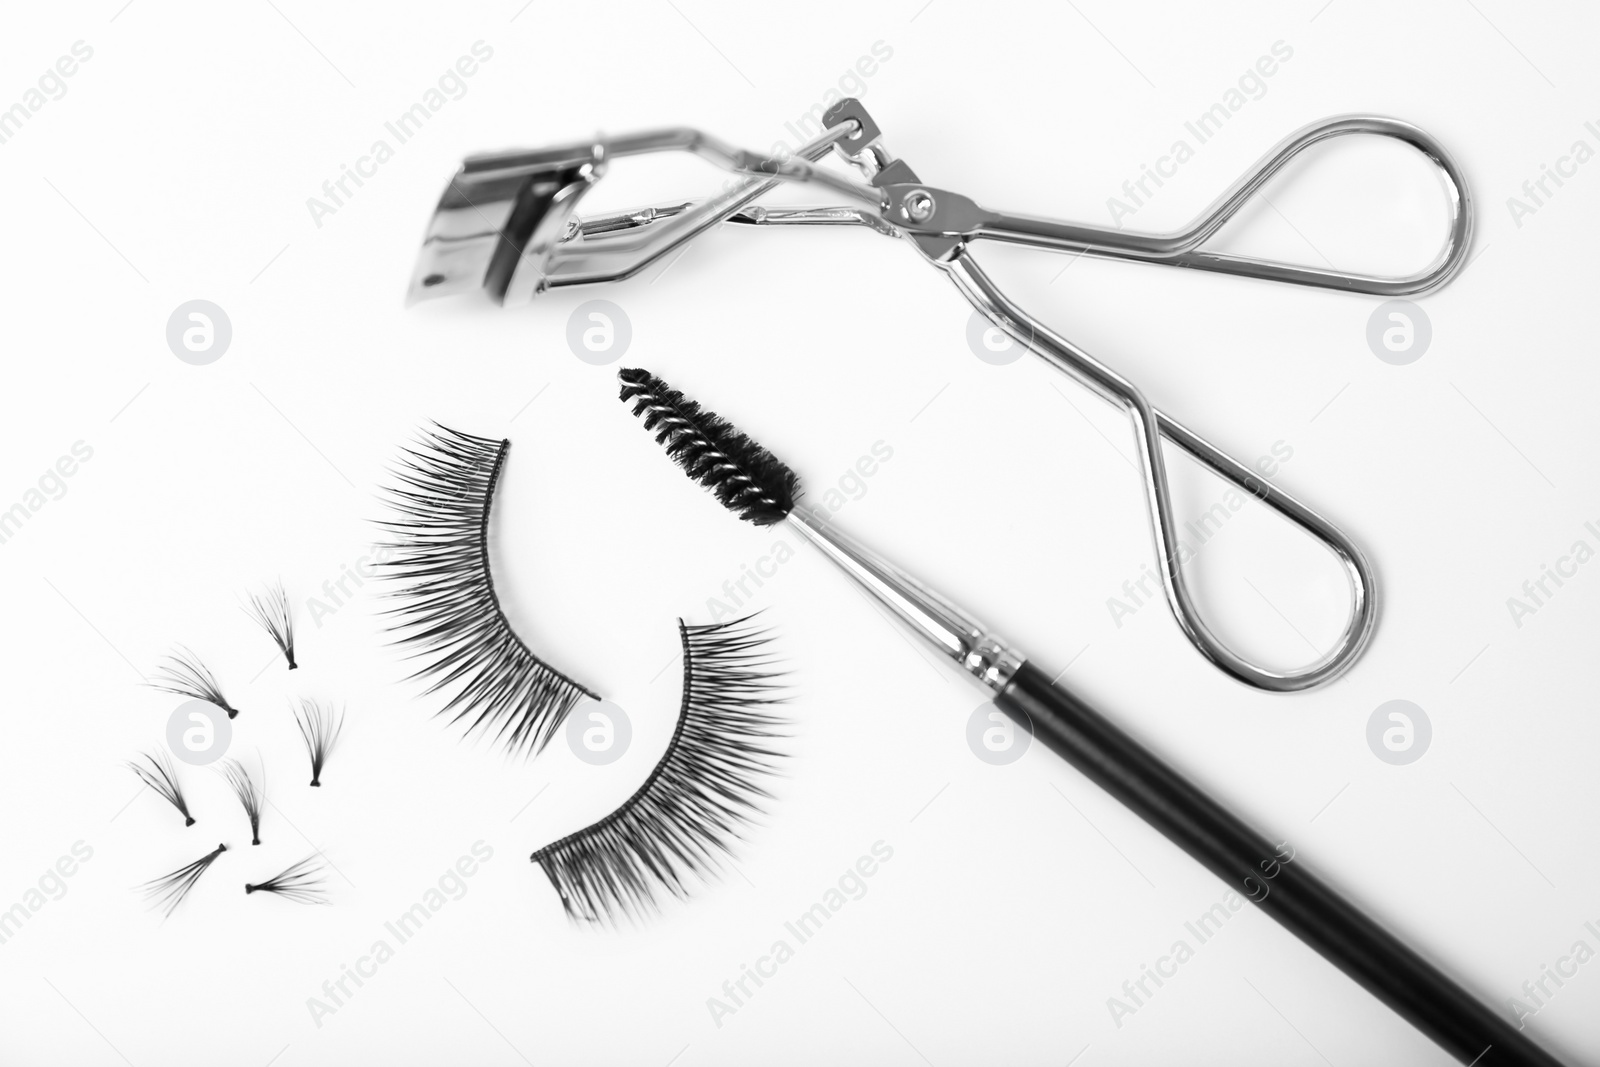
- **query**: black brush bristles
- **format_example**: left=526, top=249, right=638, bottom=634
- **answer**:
left=126, top=749, right=195, bottom=827
left=149, top=647, right=240, bottom=719
left=245, top=854, right=329, bottom=904
left=243, top=580, right=297, bottom=669
left=617, top=368, right=798, bottom=526
left=293, top=699, right=344, bottom=787
left=219, top=759, right=264, bottom=845
left=532, top=616, right=787, bottom=925
left=378, top=424, right=599, bottom=757
left=139, top=843, right=227, bottom=918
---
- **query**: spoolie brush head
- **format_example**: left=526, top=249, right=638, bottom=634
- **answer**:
left=618, top=368, right=798, bottom=526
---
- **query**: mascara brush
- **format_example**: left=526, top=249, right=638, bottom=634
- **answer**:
left=616, top=366, right=1562, bottom=1067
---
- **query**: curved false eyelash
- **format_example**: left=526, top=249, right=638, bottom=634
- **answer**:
left=245, top=854, right=329, bottom=905
left=126, top=749, right=195, bottom=827
left=532, top=616, right=787, bottom=925
left=139, top=843, right=227, bottom=918
left=378, top=424, right=598, bottom=757
left=243, top=580, right=297, bottom=670
left=294, top=699, right=344, bottom=787
left=219, top=759, right=264, bottom=846
left=149, top=647, right=240, bottom=719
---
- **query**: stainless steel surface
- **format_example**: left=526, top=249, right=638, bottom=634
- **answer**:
left=409, top=98, right=1473, bottom=691
left=407, top=122, right=871, bottom=306
left=724, top=204, right=899, bottom=236
left=787, top=510, right=1024, bottom=694
left=881, top=115, right=1472, bottom=295
left=578, top=202, right=897, bottom=236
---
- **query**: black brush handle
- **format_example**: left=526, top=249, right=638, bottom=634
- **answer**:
left=997, top=661, right=1561, bottom=1067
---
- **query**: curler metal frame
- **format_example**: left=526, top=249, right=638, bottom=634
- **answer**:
left=408, top=99, right=1474, bottom=692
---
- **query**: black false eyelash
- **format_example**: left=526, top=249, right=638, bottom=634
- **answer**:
left=243, top=580, right=297, bottom=670
left=126, top=749, right=194, bottom=827
left=245, top=854, right=329, bottom=905
left=293, top=699, right=344, bottom=787
left=378, top=424, right=599, bottom=757
left=219, top=759, right=264, bottom=845
left=149, top=646, right=240, bottom=719
left=139, top=843, right=227, bottom=918
left=532, top=616, right=787, bottom=925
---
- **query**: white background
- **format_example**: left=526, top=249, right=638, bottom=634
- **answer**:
left=1, top=1, right=1597, bottom=1064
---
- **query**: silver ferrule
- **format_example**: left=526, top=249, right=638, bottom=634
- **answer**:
left=785, top=509, right=1024, bottom=693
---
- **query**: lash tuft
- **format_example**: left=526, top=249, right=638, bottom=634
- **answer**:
left=149, top=647, right=240, bottom=719
left=243, top=580, right=297, bottom=670
left=126, top=749, right=195, bottom=827
left=245, top=854, right=329, bottom=905
left=219, top=758, right=265, bottom=845
left=139, top=843, right=227, bottom=919
left=293, top=699, right=344, bottom=787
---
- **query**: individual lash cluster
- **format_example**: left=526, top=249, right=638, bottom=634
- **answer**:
left=149, top=647, right=241, bottom=720
left=243, top=580, right=298, bottom=670
left=378, top=424, right=599, bottom=757
left=139, top=844, right=229, bottom=919
left=219, top=759, right=265, bottom=846
left=126, top=749, right=194, bottom=827
left=532, top=616, right=787, bottom=924
left=245, top=854, right=329, bottom=905
left=294, top=699, right=344, bottom=787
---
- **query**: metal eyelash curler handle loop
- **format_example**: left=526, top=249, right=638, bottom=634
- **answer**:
left=865, top=110, right=1474, bottom=691
left=875, top=113, right=1475, bottom=296
left=945, top=254, right=1376, bottom=692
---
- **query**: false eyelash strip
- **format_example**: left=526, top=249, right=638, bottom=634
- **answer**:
left=140, top=843, right=227, bottom=918
left=220, top=759, right=264, bottom=845
left=378, top=424, right=599, bottom=757
left=126, top=749, right=195, bottom=827
left=245, top=854, right=329, bottom=904
left=294, top=699, right=344, bottom=787
left=532, top=616, right=787, bottom=925
left=150, top=647, right=240, bottom=719
left=243, top=580, right=297, bottom=670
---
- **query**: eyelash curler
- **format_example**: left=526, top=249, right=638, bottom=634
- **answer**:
left=406, top=99, right=1473, bottom=692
